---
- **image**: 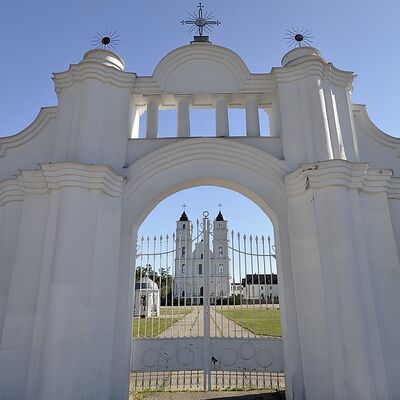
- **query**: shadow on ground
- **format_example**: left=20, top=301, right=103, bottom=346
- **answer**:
left=135, top=391, right=285, bottom=400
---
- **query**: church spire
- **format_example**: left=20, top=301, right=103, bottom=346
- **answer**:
left=179, top=203, right=189, bottom=221
left=179, top=211, right=189, bottom=221
left=215, top=211, right=224, bottom=221
left=215, top=203, right=224, bottom=221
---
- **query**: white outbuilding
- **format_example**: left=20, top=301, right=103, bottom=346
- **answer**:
left=133, top=277, right=160, bottom=318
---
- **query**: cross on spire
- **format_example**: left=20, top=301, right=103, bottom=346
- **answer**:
left=181, top=2, right=221, bottom=43
left=218, top=203, right=222, bottom=212
left=182, top=203, right=187, bottom=212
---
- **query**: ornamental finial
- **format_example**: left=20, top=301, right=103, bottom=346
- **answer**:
left=284, top=27, right=314, bottom=48
left=181, top=2, right=221, bottom=43
left=90, top=30, right=121, bottom=50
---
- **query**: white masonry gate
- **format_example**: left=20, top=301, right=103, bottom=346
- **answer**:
left=1, top=39, right=400, bottom=400
left=131, top=212, right=284, bottom=391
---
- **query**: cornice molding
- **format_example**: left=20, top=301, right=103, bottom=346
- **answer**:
left=53, top=62, right=136, bottom=95
left=352, top=104, right=400, bottom=157
left=272, top=60, right=354, bottom=88
left=0, top=179, right=24, bottom=206
left=0, top=163, right=124, bottom=205
left=388, top=177, right=400, bottom=200
left=40, top=162, right=124, bottom=197
left=18, top=170, right=49, bottom=195
left=285, top=159, right=393, bottom=197
left=0, top=107, right=57, bottom=157
left=363, top=168, right=392, bottom=193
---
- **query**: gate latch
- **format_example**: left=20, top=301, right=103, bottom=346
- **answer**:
left=211, top=355, right=218, bottom=367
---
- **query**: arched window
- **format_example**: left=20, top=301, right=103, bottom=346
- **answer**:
left=218, top=246, right=223, bottom=255
left=198, top=264, right=203, bottom=275
left=181, top=264, right=185, bottom=273
left=201, top=253, right=203, bottom=259
left=182, top=247, right=186, bottom=258
left=182, top=224, right=186, bottom=229
left=218, top=263, right=224, bottom=274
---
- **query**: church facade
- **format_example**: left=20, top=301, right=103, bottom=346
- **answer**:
left=173, top=211, right=231, bottom=303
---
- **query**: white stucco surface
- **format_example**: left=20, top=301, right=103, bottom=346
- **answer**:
left=0, top=43, right=400, bottom=400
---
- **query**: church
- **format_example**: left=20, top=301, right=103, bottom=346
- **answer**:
left=173, top=210, right=231, bottom=303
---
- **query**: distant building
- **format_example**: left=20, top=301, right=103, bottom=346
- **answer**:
left=231, top=282, right=243, bottom=296
left=241, top=274, right=279, bottom=303
left=133, top=277, right=160, bottom=317
left=173, top=210, right=231, bottom=303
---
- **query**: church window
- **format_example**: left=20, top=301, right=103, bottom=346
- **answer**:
left=182, top=247, right=186, bottom=258
left=182, top=224, right=186, bottom=229
left=201, top=253, right=203, bottom=259
left=218, top=246, right=223, bottom=255
left=218, top=263, right=224, bottom=273
left=199, top=264, right=203, bottom=274
left=181, top=264, right=185, bottom=273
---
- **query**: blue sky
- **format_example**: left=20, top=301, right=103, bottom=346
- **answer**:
left=1, top=0, right=399, bottom=244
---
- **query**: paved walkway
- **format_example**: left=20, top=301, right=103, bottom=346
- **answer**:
left=160, top=306, right=255, bottom=338
left=137, top=390, right=285, bottom=400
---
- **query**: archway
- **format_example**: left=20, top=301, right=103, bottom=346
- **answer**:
left=112, top=138, right=304, bottom=400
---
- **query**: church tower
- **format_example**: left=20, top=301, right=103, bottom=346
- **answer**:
left=212, top=211, right=231, bottom=297
left=174, top=211, right=192, bottom=299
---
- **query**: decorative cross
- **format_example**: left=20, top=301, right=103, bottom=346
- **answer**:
left=182, top=203, right=187, bottom=212
left=218, top=203, right=222, bottom=212
left=181, top=2, right=221, bottom=39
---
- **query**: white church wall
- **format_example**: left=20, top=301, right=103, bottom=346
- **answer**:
left=126, top=136, right=284, bottom=165
left=352, top=105, right=400, bottom=175
left=286, top=160, right=399, bottom=399
left=0, top=40, right=399, bottom=400
left=388, top=191, right=400, bottom=265
left=360, top=191, right=400, bottom=397
left=0, top=181, right=52, bottom=399
left=286, top=183, right=335, bottom=399
left=0, top=108, right=57, bottom=180
left=34, top=166, right=124, bottom=400
left=48, top=50, right=135, bottom=173
left=0, top=163, right=124, bottom=400
left=274, top=47, right=358, bottom=169
left=0, top=189, right=23, bottom=350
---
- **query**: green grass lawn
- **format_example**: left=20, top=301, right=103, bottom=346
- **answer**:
left=132, top=307, right=192, bottom=338
left=217, top=307, right=281, bottom=336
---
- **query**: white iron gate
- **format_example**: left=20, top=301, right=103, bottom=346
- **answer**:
left=131, top=212, right=284, bottom=391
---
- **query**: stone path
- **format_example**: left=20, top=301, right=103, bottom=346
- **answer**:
left=160, top=306, right=255, bottom=338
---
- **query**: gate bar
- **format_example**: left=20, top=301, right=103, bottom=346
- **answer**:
left=202, top=212, right=211, bottom=391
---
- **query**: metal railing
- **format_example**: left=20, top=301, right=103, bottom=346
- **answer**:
left=131, top=211, right=283, bottom=392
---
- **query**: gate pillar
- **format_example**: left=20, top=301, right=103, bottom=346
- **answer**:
left=0, top=163, right=125, bottom=400
left=52, top=49, right=135, bottom=170
left=273, top=47, right=359, bottom=169
left=286, top=159, right=400, bottom=400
